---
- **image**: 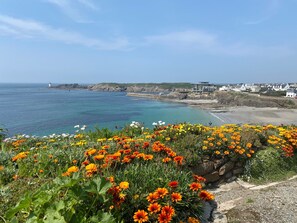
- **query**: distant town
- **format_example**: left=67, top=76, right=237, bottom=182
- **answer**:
left=193, top=82, right=297, bottom=98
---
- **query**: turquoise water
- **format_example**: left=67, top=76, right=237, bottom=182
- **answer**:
left=0, top=83, right=221, bottom=136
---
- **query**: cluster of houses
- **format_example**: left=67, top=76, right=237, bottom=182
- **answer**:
left=193, top=82, right=297, bottom=98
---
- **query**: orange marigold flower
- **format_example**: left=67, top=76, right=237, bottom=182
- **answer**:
left=158, top=212, right=172, bottom=223
left=168, top=181, right=178, bottom=188
left=94, top=154, right=105, bottom=160
left=85, top=163, right=97, bottom=175
left=39, top=169, right=44, bottom=173
left=171, top=192, right=182, bottom=202
left=106, top=176, right=114, bottom=183
left=119, top=181, right=129, bottom=190
left=102, top=145, right=110, bottom=149
left=82, top=160, right=90, bottom=165
left=12, top=151, right=29, bottom=162
left=72, top=159, right=78, bottom=164
left=147, top=203, right=161, bottom=213
left=173, top=156, right=183, bottom=165
left=147, top=192, right=159, bottom=203
left=155, top=188, right=169, bottom=198
left=122, top=156, right=132, bottom=163
left=0, top=165, right=4, bottom=171
left=199, top=190, right=214, bottom=201
left=123, top=149, right=131, bottom=154
left=246, top=142, right=252, bottom=148
left=85, top=148, right=97, bottom=156
left=188, top=217, right=200, bottom=223
left=142, top=142, right=150, bottom=149
left=193, top=175, right=206, bottom=183
left=67, top=166, right=79, bottom=173
left=162, top=157, right=172, bottom=163
left=133, top=210, right=149, bottom=223
left=62, top=172, right=70, bottom=177
left=223, top=150, right=230, bottom=155
left=144, top=154, right=153, bottom=160
left=189, top=182, right=202, bottom=191
left=161, top=205, right=175, bottom=216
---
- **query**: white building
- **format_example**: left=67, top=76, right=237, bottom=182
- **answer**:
left=286, top=88, right=297, bottom=98
left=273, top=83, right=290, bottom=91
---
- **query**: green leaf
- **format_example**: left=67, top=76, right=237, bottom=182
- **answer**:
left=54, top=200, right=65, bottom=212
left=10, top=217, right=19, bottom=223
left=44, top=208, right=66, bottom=223
left=6, top=193, right=31, bottom=219
left=89, top=211, right=116, bottom=223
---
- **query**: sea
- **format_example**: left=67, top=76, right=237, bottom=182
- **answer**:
left=0, top=83, right=221, bottom=136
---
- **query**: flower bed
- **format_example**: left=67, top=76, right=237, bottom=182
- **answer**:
left=0, top=123, right=296, bottom=222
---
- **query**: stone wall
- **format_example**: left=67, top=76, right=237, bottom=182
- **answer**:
left=190, top=157, right=245, bottom=186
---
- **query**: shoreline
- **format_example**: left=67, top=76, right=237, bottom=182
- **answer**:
left=127, top=93, right=297, bottom=125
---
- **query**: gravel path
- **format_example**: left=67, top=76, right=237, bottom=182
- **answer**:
left=210, top=176, right=297, bottom=223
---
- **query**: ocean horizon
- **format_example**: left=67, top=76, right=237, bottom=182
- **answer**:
left=0, top=83, right=221, bottom=136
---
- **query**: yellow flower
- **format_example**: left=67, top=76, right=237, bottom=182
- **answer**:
left=85, top=163, right=97, bottom=175
left=67, top=166, right=79, bottom=173
left=12, top=151, right=29, bottom=162
left=119, top=181, right=129, bottom=190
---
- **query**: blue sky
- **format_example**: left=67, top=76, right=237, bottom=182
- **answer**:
left=0, top=0, right=296, bottom=83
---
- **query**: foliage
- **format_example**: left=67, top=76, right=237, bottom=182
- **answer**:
left=1, top=123, right=297, bottom=222
left=5, top=173, right=115, bottom=223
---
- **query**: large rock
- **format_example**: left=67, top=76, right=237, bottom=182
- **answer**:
left=213, top=157, right=229, bottom=169
left=204, top=171, right=220, bottom=182
left=191, top=161, right=214, bottom=176
left=233, top=167, right=244, bottom=175
left=219, top=161, right=235, bottom=176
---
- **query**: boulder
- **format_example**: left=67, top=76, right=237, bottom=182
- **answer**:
left=191, top=161, right=214, bottom=176
left=204, top=171, right=220, bottom=183
left=219, top=161, right=235, bottom=176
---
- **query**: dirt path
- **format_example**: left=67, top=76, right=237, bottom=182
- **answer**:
left=210, top=176, right=297, bottom=223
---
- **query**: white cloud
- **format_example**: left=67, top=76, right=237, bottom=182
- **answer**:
left=77, top=0, right=98, bottom=11
left=0, top=14, right=129, bottom=51
left=144, top=29, right=293, bottom=57
left=44, top=0, right=98, bottom=23
left=145, top=30, right=217, bottom=48
left=245, top=0, right=280, bottom=25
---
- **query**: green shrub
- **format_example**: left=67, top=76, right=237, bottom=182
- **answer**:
left=245, top=147, right=297, bottom=184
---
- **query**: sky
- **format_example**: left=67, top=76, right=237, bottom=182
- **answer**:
left=0, top=0, right=297, bottom=84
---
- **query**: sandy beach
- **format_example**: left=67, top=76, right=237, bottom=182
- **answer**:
left=210, top=107, right=297, bottom=125
left=127, top=93, right=297, bottom=125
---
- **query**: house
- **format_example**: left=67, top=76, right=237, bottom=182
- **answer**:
left=286, top=88, right=297, bottom=98
left=272, top=83, right=290, bottom=91
left=192, top=82, right=216, bottom=93
left=218, top=85, right=230, bottom=91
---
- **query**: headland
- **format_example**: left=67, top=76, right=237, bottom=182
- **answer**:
left=52, top=82, right=297, bottom=125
